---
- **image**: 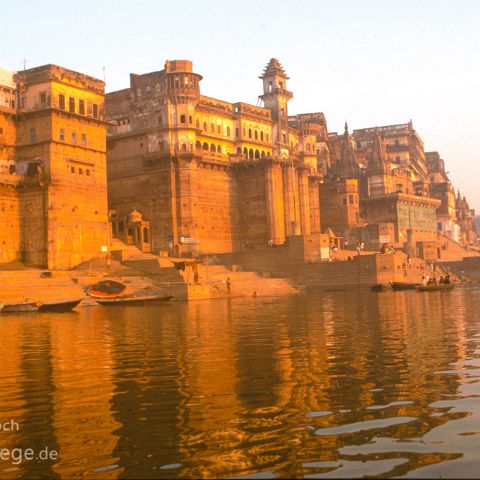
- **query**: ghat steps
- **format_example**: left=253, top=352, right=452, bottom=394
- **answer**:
left=122, top=252, right=301, bottom=299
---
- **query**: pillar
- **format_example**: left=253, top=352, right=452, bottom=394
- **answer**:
left=309, top=177, right=321, bottom=233
left=283, top=164, right=300, bottom=236
left=265, top=160, right=285, bottom=244
left=298, top=169, right=311, bottom=235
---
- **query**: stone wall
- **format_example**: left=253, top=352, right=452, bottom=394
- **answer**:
left=216, top=239, right=405, bottom=288
left=19, top=186, right=47, bottom=267
left=0, top=182, right=20, bottom=263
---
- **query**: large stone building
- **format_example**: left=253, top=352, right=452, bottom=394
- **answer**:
left=0, top=65, right=110, bottom=269
left=106, top=59, right=323, bottom=256
left=105, top=58, right=476, bottom=259
left=1, top=58, right=476, bottom=270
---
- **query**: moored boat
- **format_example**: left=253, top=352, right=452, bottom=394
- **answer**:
left=38, top=299, right=83, bottom=312
left=371, top=283, right=390, bottom=292
left=416, top=284, right=455, bottom=292
left=390, top=281, right=420, bottom=291
left=2, top=302, right=40, bottom=313
left=95, top=294, right=172, bottom=306
left=87, top=280, right=127, bottom=298
left=0, top=303, right=4, bottom=313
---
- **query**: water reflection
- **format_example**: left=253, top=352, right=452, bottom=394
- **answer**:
left=0, top=287, right=479, bottom=478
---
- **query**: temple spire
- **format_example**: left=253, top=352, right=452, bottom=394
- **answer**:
left=338, top=121, right=358, bottom=178
left=367, top=131, right=389, bottom=174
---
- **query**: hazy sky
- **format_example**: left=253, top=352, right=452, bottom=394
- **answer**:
left=3, top=0, right=480, bottom=211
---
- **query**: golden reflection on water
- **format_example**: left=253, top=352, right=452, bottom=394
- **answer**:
left=0, top=287, right=479, bottom=478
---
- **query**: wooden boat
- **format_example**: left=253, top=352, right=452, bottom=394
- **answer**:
left=38, top=299, right=83, bottom=312
left=87, top=280, right=126, bottom=298
left=2, top=302, right=40, bottom=313
left=390, top=281, right=420, bottom=291
left=95, top=294, right=172, bottom=306
left=371, top=283, right=390, bottom=292
left=0, top=303, right=4, bottom=313
left=416, top=284, right=455, bottom=292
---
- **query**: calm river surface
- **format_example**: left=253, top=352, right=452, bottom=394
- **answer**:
left=1, top=286, right=480, bottom=479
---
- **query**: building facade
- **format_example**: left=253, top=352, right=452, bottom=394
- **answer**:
left=106, top=59, right=323, bottom=256
left=0, top=65, right=110, bottom=269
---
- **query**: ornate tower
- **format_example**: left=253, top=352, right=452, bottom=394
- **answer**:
left=337, top=122, right=359, bottom=178
left=259, top=58, right=293, bottom=157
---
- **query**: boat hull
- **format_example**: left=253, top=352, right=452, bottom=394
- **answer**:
left=95, top=295, right=172, bottom=306
left=38, top=299, right=83, bottom=312
left=390, top=282, right=420, bottom=291
left=416, top=284, right=455, bottom=292
left=2, top=302, right=40, bottom=313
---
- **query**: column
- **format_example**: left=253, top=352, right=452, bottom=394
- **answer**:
left=309, top=177, right=321, bottom=233
left=298, top=169, right=311, bottom=236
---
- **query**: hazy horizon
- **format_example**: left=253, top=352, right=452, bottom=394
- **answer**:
left=4, top=0, right=479, bottom=211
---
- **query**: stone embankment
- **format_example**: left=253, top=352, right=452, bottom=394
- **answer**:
left=0, top=254, right=302, bottom=305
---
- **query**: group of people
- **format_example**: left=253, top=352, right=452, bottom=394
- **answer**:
left=422, top=274, right=451, bottom=286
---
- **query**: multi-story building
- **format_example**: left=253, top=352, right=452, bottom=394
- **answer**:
left=425, top=151, right=459, bottom=241
left=0, top=64, right=110, bottom=269
left=106, top=59, right=323, bottom=256
left=456, top=191, right=477, bottom=245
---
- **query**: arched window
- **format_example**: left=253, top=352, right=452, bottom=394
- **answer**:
left=254, top=149, right=260, bottom=159
left=217, top=145, right=222, bottom=153
left=210, top=144, right=216, bottom=152
left=196, top=141, right=201, bottom=149
left=143, top=227, right=149, bottom=243
left=203, top=121, right=207, bottom=131
left=261, top=151, right=265, bottom=158
left=248, top=128, right=252, bottom=139
left=210, top=123, right=215, bottom=132
left=227, top=126, right=230, bottom=137
left=217, top=125, right=222, bottom=134
left=249, top=148, right=254, bottom=159
left=243, top=147, right=248, bottom=157
left=254, top=130, right=258, bottom=140
left=180, top=114, right=186, bottom=124
left=181, top=143, right=187, bottom=151
left=203, top=142, right=209, bottom=150
left=196, top=119, right=200, bottom=128
left=237, top=147, right=242, bottom=154
left=260, top=131, right=264, bottom=141
left=188, top=115, right=192, bottom=124
left=266, top=133, right=269, bottom=142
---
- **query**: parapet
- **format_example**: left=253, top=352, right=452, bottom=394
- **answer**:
left=165, top=60, right=194, bottom=74
left=15, top=64, right=105, bottom=94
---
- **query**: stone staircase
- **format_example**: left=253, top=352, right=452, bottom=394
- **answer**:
left=121, top=253, right=301, bottom=299
left=437, top=233, right=479, bottom=261
left=121, top=256, right=188, bottom=299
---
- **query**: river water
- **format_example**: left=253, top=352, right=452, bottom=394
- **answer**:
left=1, top=286, right=480, bottom=479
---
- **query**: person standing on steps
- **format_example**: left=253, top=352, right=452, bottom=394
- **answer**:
left=226, top=277, right=231, bottom=295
